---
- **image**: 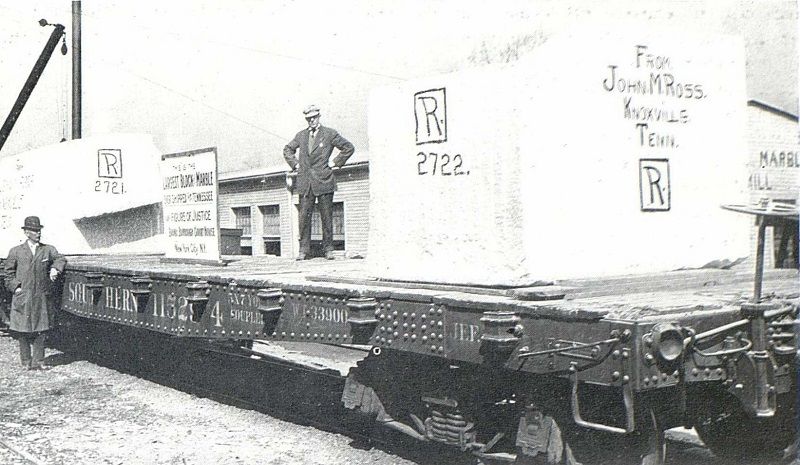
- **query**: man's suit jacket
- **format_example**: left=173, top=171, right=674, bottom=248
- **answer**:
left=283, top=125, right=354, bottom=195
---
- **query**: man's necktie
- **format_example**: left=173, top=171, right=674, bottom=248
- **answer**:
left=308, top=129, right=316, bottom=152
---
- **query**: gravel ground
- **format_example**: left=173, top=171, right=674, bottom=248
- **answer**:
left=0, top=331, right=418, bottom=465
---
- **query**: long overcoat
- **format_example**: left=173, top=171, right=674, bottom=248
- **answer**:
left=4, top=242, right=66, bottom=333
left=283, top=125, right=354, bottom=196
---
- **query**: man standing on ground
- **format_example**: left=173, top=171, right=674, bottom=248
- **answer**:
left=283, top=105, right=354, bottom=260
left=4, top=216, right=66, bottom=370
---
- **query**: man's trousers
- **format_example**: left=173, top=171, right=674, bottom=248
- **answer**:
left=298, top=192, right=334, bottom=255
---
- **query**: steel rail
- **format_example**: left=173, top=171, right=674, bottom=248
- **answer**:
left=0, top=437, right=45, bottom=465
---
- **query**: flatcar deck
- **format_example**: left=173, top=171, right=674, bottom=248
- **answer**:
left=57, top=253, right=798, bottom=452
left=64, top=254, right=797, bottom=321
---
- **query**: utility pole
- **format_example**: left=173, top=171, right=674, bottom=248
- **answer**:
left=72, top=0, right=82, bottom=139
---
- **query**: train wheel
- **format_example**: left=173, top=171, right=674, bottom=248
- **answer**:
left=513, top=409, right=577, bottom=465
left=693, top=387, right=796, bottom=463
left=513, top=407, right=664, bottom=465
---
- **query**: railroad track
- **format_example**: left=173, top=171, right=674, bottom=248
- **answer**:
left=0, top=437, right=45, bottom=465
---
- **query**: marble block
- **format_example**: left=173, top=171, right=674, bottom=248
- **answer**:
left=367, top=28, right=750, bottom=286
left=0, top=134, right=164, bottom=254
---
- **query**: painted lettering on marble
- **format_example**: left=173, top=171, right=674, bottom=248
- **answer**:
left=98, top=149, right=123, bottom=178
left=417, top=152, right=469, bottom=176
left=414, top=88, right=447, bottom=145
left=602, top=45, right=708, bottom=211
left=639, top=159, right=671, bottom=211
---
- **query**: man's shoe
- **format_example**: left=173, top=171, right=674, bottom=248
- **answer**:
left=28, top=363, right=50, bottom=371
left=324, top=251, right=335, bottom=260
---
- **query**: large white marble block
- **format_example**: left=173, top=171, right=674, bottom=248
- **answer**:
left=0, top=134, right=164, bottom=254
left=368, top=29, right=750, bottom=286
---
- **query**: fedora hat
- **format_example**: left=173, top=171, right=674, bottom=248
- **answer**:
left=22, top=216, right=43, bottom=231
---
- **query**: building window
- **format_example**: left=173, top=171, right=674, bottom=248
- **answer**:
left=773, top=199, right=798, bottom=269
left=232, top=207, right=252, bottom=236
left=261, top=205, right=280, bottom=236
left=260, top=204, right=281, bottom=256
left=311, top=202, right=344, bottom=240
left=296, top=201, right=345, bottom=254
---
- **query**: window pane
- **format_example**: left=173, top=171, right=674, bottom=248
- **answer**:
left=332, top=203, right=344, bottom=235
left=232, top=207, right=252, bottom=236
left=261, top=205, right=280, bottom=236
left=311, top=202, right=343, bottom=237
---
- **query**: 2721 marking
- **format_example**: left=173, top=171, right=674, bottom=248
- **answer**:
left=94, top=180, right=125, bottom=194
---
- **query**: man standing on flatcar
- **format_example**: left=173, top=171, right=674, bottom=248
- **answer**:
left=4, top=216, right=66, bottom=370
left=283, top=105, right=354, bottom=260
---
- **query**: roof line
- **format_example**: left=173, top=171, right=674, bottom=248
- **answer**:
left=748, top=99, right=799, bottom=122
left=219, top=160, right=369, bottom=183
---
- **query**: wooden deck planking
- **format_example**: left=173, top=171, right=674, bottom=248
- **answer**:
left=64, top=254, right=798, bottom=321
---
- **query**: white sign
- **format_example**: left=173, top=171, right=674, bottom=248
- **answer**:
left=160, top=147, right=221, bottom=263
